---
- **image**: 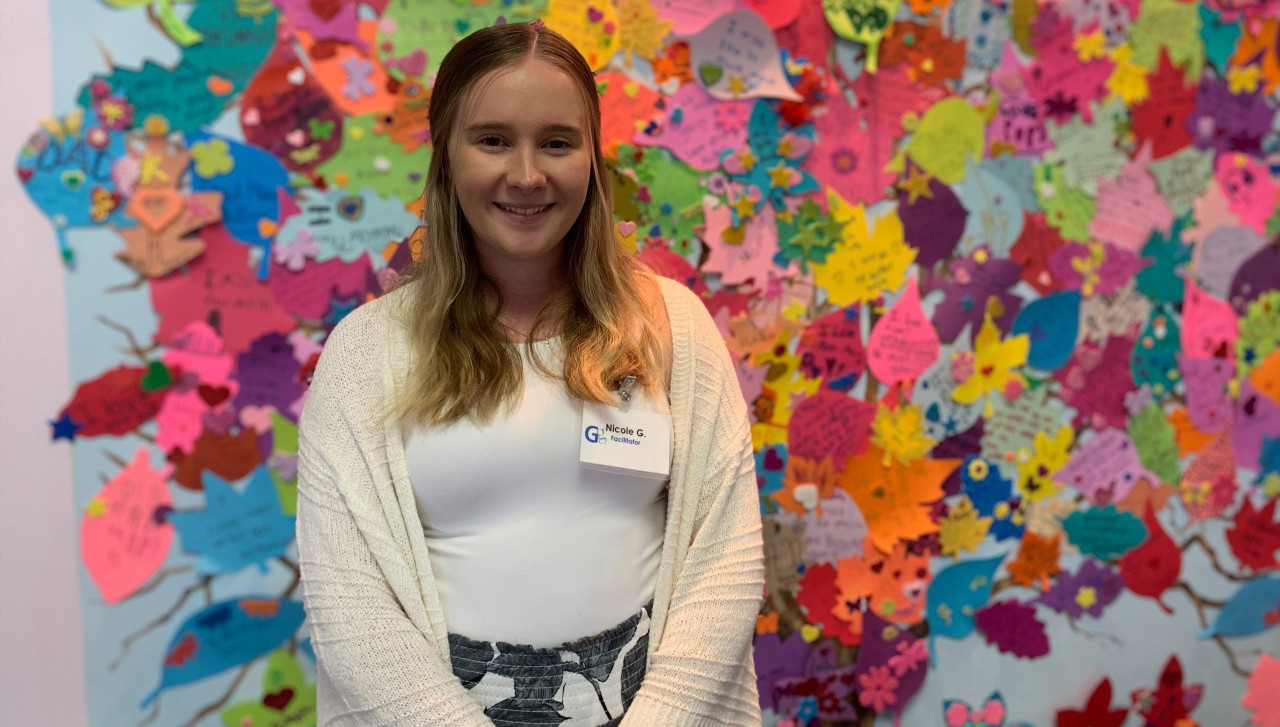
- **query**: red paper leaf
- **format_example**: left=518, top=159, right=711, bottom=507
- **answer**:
left=1119, top=506, right=1182, bottom=613
left=1056, top=677, right=1128, bottom=727
left=974, top=600, right=1050, bottom=659
left=1226, top=497, right=1280, bottom=572
left=1130, top=655, right=1204, bottom=727
left=59, top=365, right=168, bottom=437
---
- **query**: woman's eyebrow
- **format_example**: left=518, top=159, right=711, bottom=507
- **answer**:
left=464, top=122, right=584, bottom=137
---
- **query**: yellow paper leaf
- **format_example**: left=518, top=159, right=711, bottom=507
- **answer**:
left=545, top=0, right=620, bottom=70
left=871, top=402, right=936, bottom=466
left=938, top=496, right=992, bottom=558
left=1106, top=44, right=1151, bottom=105
left=952, top=305, right=1029, bottom=416
left=886, top=97, right=985, bottom=184
left=1016, top=425, right=1074, bottom=501
left=616, top=0, right=673, bottom=67
left=813, top=190, right=916, bottom=307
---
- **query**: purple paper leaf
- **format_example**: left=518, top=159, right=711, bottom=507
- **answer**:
left=975, top=600, right=1050, bottom=659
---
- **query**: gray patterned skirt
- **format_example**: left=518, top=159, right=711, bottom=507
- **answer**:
left=447, top=602, right=652, bottom=726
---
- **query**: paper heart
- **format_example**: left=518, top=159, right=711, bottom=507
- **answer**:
left=793, top=484, right=819, bottom=511
left=202, top=408, right=237, bottom=435
left=800, top=624, right=822, bottom=641
left=587, top=6, right=604, bottom=22
left=239, top=405, right=276, bottom=433
left=286, top=67, right=306, bottom=85
left=623, top=82, right=639, bottom=98
left=197, top=384, right=231, bottom=407
left=205, top=75, right=233, bottom=96
left=61, top=169, right=86, bottom=192
left=140, top=361, right=173, bottom=392
left=698, top=62, right=724, bottom=87
left=388, top=49, right=427, bottom=77
left=763, top=447, right=785, bottom=471
left=262, top=687, right=295, bottom=711
left=17, top=168, right=33, bottom=183
left=285, top=129, right=307, bottom=148
left=616, top=220, right=636, bottom=236
left=455, top=18, right=470, bottom=33
left=309, top=0, right=341, bottom=20
left=128, top=188, right=184, bottom=232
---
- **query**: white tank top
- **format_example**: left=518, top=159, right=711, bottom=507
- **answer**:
left=403, top=337, right=669, bottom=647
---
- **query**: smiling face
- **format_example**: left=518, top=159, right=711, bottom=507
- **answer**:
left=447, top=57, right=593, bottom=275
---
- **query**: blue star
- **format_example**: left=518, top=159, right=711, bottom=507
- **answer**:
left=50, top=412, right=82, bottom=441
left=324, top=294, right=360, bottom=326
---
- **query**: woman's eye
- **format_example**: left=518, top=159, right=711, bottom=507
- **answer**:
left=478, top=136, right=504, bottom=147
left=546, top=139, right=573, bottom=151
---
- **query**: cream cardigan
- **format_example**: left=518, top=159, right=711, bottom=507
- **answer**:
left=296, top=276, right=765, bottom=726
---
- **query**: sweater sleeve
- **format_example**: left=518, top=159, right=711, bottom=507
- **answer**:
left=621, top=308, right=766, bottom=725
left=296, top=321, right=493, bottom=727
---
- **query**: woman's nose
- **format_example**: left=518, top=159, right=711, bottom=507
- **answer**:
left=507, top=147, right=546, bottom=190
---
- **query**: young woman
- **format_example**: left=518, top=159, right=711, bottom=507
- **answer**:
left=296, top=22, right=764, bottom=726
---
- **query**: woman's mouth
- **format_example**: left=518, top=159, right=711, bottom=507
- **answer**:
left=495, top=202, right=553, bottom=217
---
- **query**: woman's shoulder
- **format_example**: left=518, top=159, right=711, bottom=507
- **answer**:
left=318, top=283, right=415, bottom=371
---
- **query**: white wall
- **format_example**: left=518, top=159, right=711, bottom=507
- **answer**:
left=0, top=0, right=88, bottom=724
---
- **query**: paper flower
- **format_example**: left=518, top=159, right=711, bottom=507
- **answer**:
left=857, top=665, right=899, bottom=712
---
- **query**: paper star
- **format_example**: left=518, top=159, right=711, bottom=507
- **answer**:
left=83, top=496, right=108, bottom=518
left=896, top=164, right=934, bottom=205
left=324, top=294, right=360, bottom=326
left=737, top=148, right=757, bottom=171
left=50, top=412, right=82, bottom=441
left=726, top=74, right=747, bottom=97
left=731, top=193, right=757, bottom=220
left=767, top=161, right=794, bottom=189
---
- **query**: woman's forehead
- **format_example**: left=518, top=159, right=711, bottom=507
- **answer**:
left=455, top=58, right=590, bottom=130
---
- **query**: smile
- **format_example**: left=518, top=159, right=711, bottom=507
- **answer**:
left=495, top=202, right=553, bottom=216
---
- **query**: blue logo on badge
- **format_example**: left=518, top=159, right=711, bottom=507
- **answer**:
left=585, top=425, right=600, bottom=443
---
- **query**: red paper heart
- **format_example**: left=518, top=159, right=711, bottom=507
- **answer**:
left=17, top=168, right=34, bottom=183
left=263, top=687, right=295, bottom=711
left=197, top=384, right=231, bottom=407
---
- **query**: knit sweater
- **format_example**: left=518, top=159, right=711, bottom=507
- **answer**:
left=296, top=275, right=766, bottom=726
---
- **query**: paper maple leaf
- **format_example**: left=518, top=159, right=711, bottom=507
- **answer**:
left=1130, top=655, right=1203, bottom=727
left=953, top=309, right=1030, bottom=417
left=938, top=496, right=992, bottom=558
left=1008, top=531, right=1062, bottom=588
left=1056, top=677, right=1128, bottom=727
left=1226, top=497, right=1280, bottom=572
left=871, top=402, right=936, bottom=466
left=838, top=444, right=959, bottom=554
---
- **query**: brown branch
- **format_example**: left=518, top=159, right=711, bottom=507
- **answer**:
left=96, top=315, right=157, bottom=363
left=135, top=698, right=159, bottom=727
left=103, top=450, right=129, bottom=469
left=110, top=578, right=206, bottom=671
left=1179, top=534, right=1251, bottom=583
left=1173, top=580, right=1224, bottom=630
left=1212, top=634, right=1251, bottom=679
left=278, top=556, right=301, bottom=599
left=1064, top=614, right=1123, bottom=646
left=176, top=660, right=253, bottom=727
left=106, top=274, right=148, bottom=294
left=123, top=566, right=194, bottom=602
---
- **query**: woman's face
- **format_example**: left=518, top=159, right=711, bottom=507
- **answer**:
left=448, top=57, right=592, bottom=273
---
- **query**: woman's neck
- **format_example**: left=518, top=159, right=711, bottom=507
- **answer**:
left=482, top=258, right=568, bottom=340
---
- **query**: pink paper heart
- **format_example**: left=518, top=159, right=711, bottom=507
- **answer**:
left=242, top=107, right=261, bottom=126
left=616, top=220, right=636, bottom=236
left=587, top=6, right=603, bottom=21
left=285, top=129, right=307, bottom=148
left=239, top=405, right=276, bottom=434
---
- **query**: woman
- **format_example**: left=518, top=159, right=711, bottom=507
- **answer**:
left=296, top=21, right=764, bottom=726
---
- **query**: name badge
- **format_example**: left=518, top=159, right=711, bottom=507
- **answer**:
left=580, top=401, right=672, bottom=479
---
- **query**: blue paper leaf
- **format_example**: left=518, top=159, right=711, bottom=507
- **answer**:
left=169, top=466, right=296, bottom=575
left=188, top=130, right=290, bottom=278
left=141, top=597, right=305, bottom=708
left=1011, top=290, right=1081, bottom=371
left=927, top=555, right=1004, bottom=645
left=1200, top=576, right=1280, bottom=638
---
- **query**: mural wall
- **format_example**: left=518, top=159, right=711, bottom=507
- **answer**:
left=15, top=0, right=1278, bottom=725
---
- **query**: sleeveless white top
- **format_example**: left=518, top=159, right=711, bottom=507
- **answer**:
left=403, top=338, right=669, bottom=647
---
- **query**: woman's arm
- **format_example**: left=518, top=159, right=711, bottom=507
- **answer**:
left=297, top=327, right=492, bottom=727
left=621, top=305, right=766, bottom=726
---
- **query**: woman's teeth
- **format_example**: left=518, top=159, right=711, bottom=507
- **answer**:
left=497, top=203, right=551, bottom=216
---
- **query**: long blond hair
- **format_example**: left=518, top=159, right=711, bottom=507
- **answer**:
left=395, top=22, right=668, bottom=426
